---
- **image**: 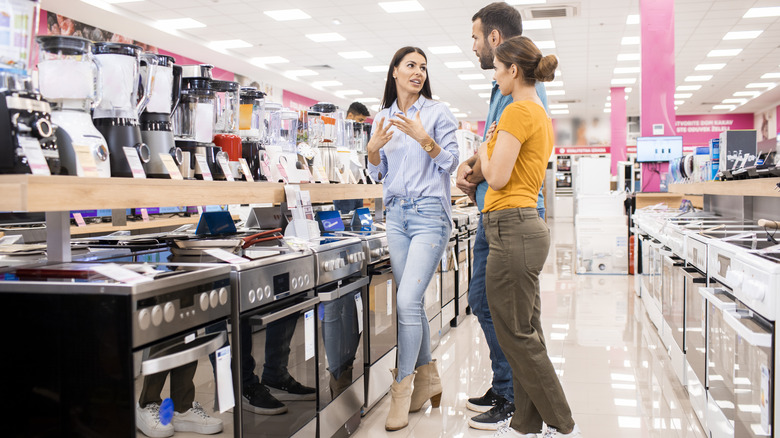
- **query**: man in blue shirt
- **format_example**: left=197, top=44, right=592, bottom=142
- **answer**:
left=456, top=2, right=549, bottom=432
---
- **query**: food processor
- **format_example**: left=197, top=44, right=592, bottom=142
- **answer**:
left=212, top=80, right=241, bottom=179
left=139, top=53, right=183, bottom=178
left=238, top=87, right=265, bottom=181
left=0, top=0, right=60, bottom=175
left=91, top=42, right=152, bottom=177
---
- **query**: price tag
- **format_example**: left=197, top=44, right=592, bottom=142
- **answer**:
left=216, top=346, right=235, bottom=413
left=73, top=212, right=87, bottom=227
left=304, top=310, right=315, bottom=361
left=159, top=154, right=183, bottom=180
left=355, top=292, right=364, bottom=334
left=436, top=274, right=441, bottom=302
left=73, top=144, right=100, bottom=177
left=238, top=158, right=254, bottom=182
left=196, top=206, right=204, bottom=215
left=386, top=279, right=393, bottom=315
left=194, top=154, right=213, bottom=180
left=140, top=208, right=150, bottom=222
left=761, top=365, right=770, bottom=432
left=314, top=166, right=330, bottom=184
left=346, top=167, right=358, bottom=184
left=204, top=248, right=248, bottom=264
left=217, top=155, right=234, bottom=181
left=260, top=161, right=272, bottom=179
left=452, top=247, right=458, bottom=271
left=336, top=169, right=347, bottom=184
left=123, top=147, right=146, bottom=179
left=20, top=138, right=51, bottom=176
left=277, top=163, right=289, bottom=184
left=91, top=263, right=154, bottom=284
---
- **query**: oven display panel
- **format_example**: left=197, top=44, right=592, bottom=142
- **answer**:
left=273, top=273, right=290, bottom=295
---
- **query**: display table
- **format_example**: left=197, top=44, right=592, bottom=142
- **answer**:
left=668, top=178, right=780, bottom=198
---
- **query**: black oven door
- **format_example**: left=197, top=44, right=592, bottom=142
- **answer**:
left=238, top=293, right=320, bottom=438
left=367, top=261, right=397, bottom=364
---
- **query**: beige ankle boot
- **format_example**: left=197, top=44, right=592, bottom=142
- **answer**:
left=409, top=359, right=442, bottom=412
left=385, top=369, right=415, bottom=431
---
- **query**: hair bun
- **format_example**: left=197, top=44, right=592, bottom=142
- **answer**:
left=534, top=54, right=558, bottom=82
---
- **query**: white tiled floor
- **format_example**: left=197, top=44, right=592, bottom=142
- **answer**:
left=353, top=219, right=707, bottom=438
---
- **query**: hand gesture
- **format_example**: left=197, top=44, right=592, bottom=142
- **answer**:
left=390, top=111, right=429, bottom=144
left=366, top=117, right=393, bottom=154
left=484, top=121, right=497, bottom=143
left=456, top=162, right=476, bottom=194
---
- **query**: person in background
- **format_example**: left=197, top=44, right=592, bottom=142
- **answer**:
left=333, top=101, right=372, bottom=214
left=455, top=2, right=549, bottom=431
left=367, top=46, right=459, bottom=431
left=479, top=35, right=580, bottom=438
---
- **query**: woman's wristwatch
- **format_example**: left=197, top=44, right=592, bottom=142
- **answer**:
left=421, top=137, right=435, bottom=152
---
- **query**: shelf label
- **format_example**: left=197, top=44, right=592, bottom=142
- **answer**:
left=346, top=167, right=358, bottom=184
left=73, top=212, right=86, bottom=227
left=277, top=163, right=289, bottom=184
left=355, top=292, right=364, bottom=334
left=387, top=279, right=393, bottom=315
left=74, top=144, right=99, bottom=177
left=238, top=158, right=254, bottom=182
left=204, top=248, right=248, bottom=264
left=140, top=208, right=150, bottom=222
left=216, top=346, right=235, bottom=413
left=159, top=154, right=183, bottom=180
left=336, top=168, right=347, bottom=184
left=194, top=154, right=213, bottom=181
left=217, top=155, right=234, bottom=181
left=20, top=138, right=51, bottom=176
left=91, top=263, right=154, bottom=284
left=123, top=147, right=146, bottom=179
left=304, top=310, right=315, bottom=360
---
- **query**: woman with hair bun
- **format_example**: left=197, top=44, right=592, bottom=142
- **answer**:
left=477, top=36, right=581, bottom=438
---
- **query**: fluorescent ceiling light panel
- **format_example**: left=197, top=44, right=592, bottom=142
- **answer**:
left=546, top=90, right=565, bottom=95
left=549, top=104, right=568, bottom=109
left=306, top=33, right=345, bottom=42
left=723, top=30, right=763, bottom=40
left=428, top=45, right=462, bottom=54
left=695, top=63, right=726, bottom=71
left=285, top=69, right=318, bottom=77
left=677, top=85, right=702, bottom=91
left=448, top=108, right=460, bottom=113
left=746, top=82, right=775, bottom=88
left=264, top=9, right=311, bottom=21
left=524, top=20, right=552, bottom=30
left=684, top=75, right=712, bottom=82
left=445, top=61, right=475, bottom=68
left=155, top=18, right=205, bottom=30
left=604, top=108, right=612, bottom=113
left=454, top=113, right=468, bottom=118
left=617, top=53, right=640, bottom=61
left=743, top=7, right=780, bottom=18
left=611, top=78, right=636, bottom=85
left=208, top=39, right=251, bottom=50
left=733, top=91, right=760, bottom=97
left=478, top=92, right=492, bottom=98
left=707, top=49, right=742, bottom=57
left=626, top=14, right=639, bottom=24
left=250, top=56, right=289, bottom=65
left=551, top=110, right=569, bottom=115
left=614, top=67, right=640, bottom=74
left=364, top=65, right=386, bottom=72
left=103, top=0, right=144, bottom=3
left=378, top=1, right=424, bottom=13
left=432, top=95, right=440, bottom=100
left=357, top=97, right=380, bottom=103
left=545, top=81, right=563, bottom=87
left=507, top=0, right=546, bottom=4
left=674, top=93, right=693, bottom=98
left=722, top=98, right=747, bottom=104
left=337, top=90, right=363, bottom=96
left=761, top=72, right=780, bottom=79
left=312, top=80, right=342, bottom=87
left=469, top=84, right=493, bottom=90
left=370, top=104, right=380, bottom=111
left=713, top=105, right=736, bottom=110
left=339, top=51, right=373, bottom=59
left=621, top=36, right=640, bottom=45
left=535, top=40, right=556, bottom=49
left=441, top=102, right=451, bottom=107
left=625, top=87, right=633, bottom=92
left=458, top=73, right=486, bottom=80
left=674, top=100, right=684, bottom=105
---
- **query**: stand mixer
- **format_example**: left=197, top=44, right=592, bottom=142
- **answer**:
left=91, top=42, right=152, bottom=177
left=140, top=53, right=183, bottom=178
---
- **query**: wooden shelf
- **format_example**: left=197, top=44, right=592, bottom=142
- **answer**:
left=668, top=178, right=780, bottom=198
left=69, top=215, right=224, bottom=236
left=0, top=175, right=385, bottom=213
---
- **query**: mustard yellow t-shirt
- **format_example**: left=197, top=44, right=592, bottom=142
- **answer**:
left=483, top=101, right=554, bottom=213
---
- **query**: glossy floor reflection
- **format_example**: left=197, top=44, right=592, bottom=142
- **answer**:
left=353, top=219, right=706, bottom=438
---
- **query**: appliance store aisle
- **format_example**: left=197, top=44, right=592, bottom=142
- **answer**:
left=355, top=220, right=706, bottom=438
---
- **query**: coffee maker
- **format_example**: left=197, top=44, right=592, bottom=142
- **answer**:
left=212, top=80, right=241, bottom=179
left=37, top=35, right=110, bottom=178
left=239, top=87, right=265, bottom=181
left=140, top=54, right=183, bottom=178
left=92, top=42, right=152, bottom=177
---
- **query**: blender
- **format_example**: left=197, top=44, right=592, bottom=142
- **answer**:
left=140, top=53, right=183, bottom=178
left=238, top=87, right=265, bottom=181
left=264, top=106, right=309, bottom=183
left=0, top=0, right=60, bottom=175
left=212, top=80, right=241, bottom=179
left=310, top=102, right=339, bottom=182
left=91, top=42, right=152, bottom=177
left=37, top=35, right=110, bottom=178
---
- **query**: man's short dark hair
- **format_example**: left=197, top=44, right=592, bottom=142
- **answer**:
left=472, top=2, right=523, bottom=40
left=347, top=102, right=370, bottom=117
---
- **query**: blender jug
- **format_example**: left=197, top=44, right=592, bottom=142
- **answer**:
left=239, top=87, right=265, bottom=181
left=212, top=80, right=241, bottom=179
left=140, top=53, right=183, bottom=178
left=37, top=35, right=110, bottom=178
left=92, top=42, right=153, bottom=177
left=173, top=77, right=226, bottom=180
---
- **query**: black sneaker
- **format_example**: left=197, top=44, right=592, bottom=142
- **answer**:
left=262, top=375, right=316, bottom=401
left=242, top=382, right=287, bottom=415
left=467, top=399, right=515, bottom=430
left=466, top=387, right=503, bottom=413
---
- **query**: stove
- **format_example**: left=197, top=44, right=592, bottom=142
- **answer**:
left=685, top=224, right=764, bottom=273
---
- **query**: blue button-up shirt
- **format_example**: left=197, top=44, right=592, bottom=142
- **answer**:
left=368, top=96, right=459, bottom=223
left=475, top=81, right=549, bottom=212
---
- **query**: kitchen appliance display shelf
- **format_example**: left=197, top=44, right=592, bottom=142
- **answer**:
left=0, top=174, right=384, bottom=261
left=668, top=177, right=780, bottom=197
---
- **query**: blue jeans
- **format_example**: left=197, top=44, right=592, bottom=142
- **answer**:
left=386, top=197, right=451, bottom=381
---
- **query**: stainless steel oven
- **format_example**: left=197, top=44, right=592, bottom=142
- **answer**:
left=424, top=264, right=442, bottom=352
left=661, top=251, right=683, bottom=350
left=440, top=234, right=457, bottom=332
left=684, top=267, right=708, bottom=428
left=452, top=211, right=470, bottom=326
left=364, top=258, right=397, bottom=412
left=664, top=254, right=686, bottom=385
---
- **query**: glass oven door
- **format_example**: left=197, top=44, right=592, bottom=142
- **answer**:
left=701, top=286, right=738, bottom=437
left=367, top=262, right=397, bottom=364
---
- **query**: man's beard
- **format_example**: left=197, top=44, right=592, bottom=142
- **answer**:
left=478, top=46, right=494, bottom=70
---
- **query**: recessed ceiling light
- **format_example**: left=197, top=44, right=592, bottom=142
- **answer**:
left=441, top=102, right=451, bottom=107
left=707, top=49, right=742, bottom=57
left=746, top=82, right=776, bottom=88
left=676, top=85, right=702, bottom=91
left=743, top=7, right=780, bottom=18
left=208, top=39, right=251, bottom=50
left=250, top=56, right=289, bottom=65
left=604, top=108, right=612, bottom=113
left=306, top=33, right=345, bottom=42
left=546, top=90, right=565, bottom=96
left=621, top=36, right=640, bottom=45
left=761, top=72, right=780, bottom=79
left=723, top=30, right=763, bottom=40
left=357, top=97, right=380, bottom=103
left=551, top=110, right=569, bottom=115
left=733, top=91, right=760, bottom=97
left=429, top=46, right=462, bottom=54
left=370, top=104, right=380, bottom=112
left=535, top=41, right=556, bottom=49
left=469, top=84, right=493, bottom=90
left=458, top=73, right=486, bottom=80
left=614, top=67, right=640, bottom=74
left=449, top=108, right=460, bottom=113
left=617, top=53, right=640, bottom=61
left=264, top=9, right=311, bottom=21
left=312, top=80, right=342, bottom=87
left=626, top=14, right=639, bottom=24
left=364, top=65, right=386, bottom=73
left=722, top=98, right=747, bottom=104
left=545, top=81, right=563, bottom=87
left=611, top=78, right=636, bottom=85
left=445, top=61, right=475, bottom=69
left=625, top=87, right=633, bottom=92
left=378, top=1, right=424, bottom=13
left=674, top=93, right=693, bottom=98
left=607, top=96, right=611, bottom=101
left=285, top=69, right=318, bottom=77
left=524, top=20, right=552, bottom=30
left=549, top=104, right=568, bottom=109
left=432, top=95, right=440, bottom=100
left=695, top=63, right=726, bottom=71
left=555, top=70, right=561, bottom=77
left=478, top=92, right=491, bottom=98
left=155, top=18, right=206, bottom=30
left=453, top=113, right=467, bottom=118
left=674, top=100, right=684, bottom=105
left=684, top=75, right=712, bottom=82
left=336, top=90, right=363, bottom=96
left=713, top=104, right=736, bottom=110
left=339, top=51, right=373, bottom=59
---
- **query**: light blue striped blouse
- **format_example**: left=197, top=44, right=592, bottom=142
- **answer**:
left=368, top=95, right=459, bottom=223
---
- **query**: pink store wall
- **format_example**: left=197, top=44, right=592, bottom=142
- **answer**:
left=283, top=90, right=319, bottom=111
left=674, top=113, right=754, bottom=147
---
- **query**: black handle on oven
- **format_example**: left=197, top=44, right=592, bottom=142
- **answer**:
left=141, top=331, right=226, bottom=376
left=370, top=265, right=393, bottom=276
left=318, top=276, right=370, bottom=302
left=259, top=297, right=321, bottom=325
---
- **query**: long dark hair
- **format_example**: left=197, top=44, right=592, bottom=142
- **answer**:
left=380, top=46, right=433, bottom=110
left=495, top=36, right=558, bottom=86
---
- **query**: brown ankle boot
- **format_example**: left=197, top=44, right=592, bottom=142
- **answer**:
left=385, top=369, right=415, bottom=431
left=409, top=359, right=442, bottom=412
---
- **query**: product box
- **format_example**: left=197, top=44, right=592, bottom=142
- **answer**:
left=719, top=130, right=757, bottom=174
left=575, top=215, right=628, bottom=275
left=576, top=192, right=626, bottom=217
left=708, top=138, right=720, bottom=180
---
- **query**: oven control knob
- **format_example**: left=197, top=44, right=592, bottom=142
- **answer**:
left=151, top=305, right=163, bottom=326
left=210, top=290, right=219, bottom=308
left=744, top=278, right=766, bottom=301
left=138, top=309, right=151, bottom=330
left=163, top=302, right=175, bottom=323
left=248, top=289, right=256, bottom=303
left=304, top=274, right=310, bottom=285
left=298, top=276, right=303, bottom=288
left=264, top=286, right=272, bottom=299
left=292, top=277, right=298, bottom=289
left=336, top=259, right=343, bottom=269
left=324, top=260, right=333, bottom=271
left=200, top=293, right=209, bottom=311
left=382, top=247, right=389, bottom=255
left=350, top=254, right=357, bottom=263
left=219, top=287, right=228, bottom=305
